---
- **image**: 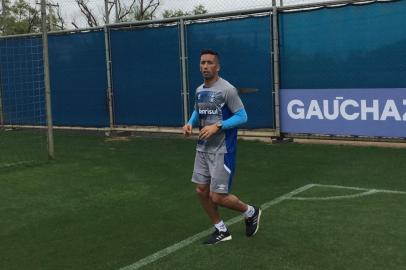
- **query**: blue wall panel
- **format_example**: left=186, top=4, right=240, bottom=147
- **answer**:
left=111, top=26, right=183, bottom=126
left=186, top=17, right=274, bottom=129
left=280, top=1, right=406, bottom=89
left=0, top=37, right=46, bottom=125
left=48, top=31, right=109, bottom=127
left=279, top=1, right=406, bottom=137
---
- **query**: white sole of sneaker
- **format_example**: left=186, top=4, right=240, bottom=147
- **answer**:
left=206, top=235, right=232, bottom=245
left=252, top=209, right=262, bottom=236
left=218, top=235, right=232, bottom=243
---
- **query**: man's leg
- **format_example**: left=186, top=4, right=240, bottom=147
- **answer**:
left=195, top=183, right=221, bottom=224
left=192, top=152, right=222, bottom=224
left=210, top=192, right=262, bottom=237
left=209, top=192, right=248, bottom=213
left=208, top=152, right=262, bottom=237
left=196, top=184, right=232, bottom=244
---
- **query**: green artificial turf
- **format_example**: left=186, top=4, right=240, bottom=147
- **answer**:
left=1, top=132, right=405, bottom=270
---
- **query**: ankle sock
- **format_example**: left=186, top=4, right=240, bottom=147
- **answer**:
left=214, top=220, right=227, bottom=232
left=244, top=205, right=255, bottom=218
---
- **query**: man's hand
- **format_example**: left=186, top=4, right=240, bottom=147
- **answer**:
left=199, top=124, right=220, bottom=140
left=182, top=124, right=192, bottom=137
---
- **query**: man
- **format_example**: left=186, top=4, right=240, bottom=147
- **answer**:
left=182, top=49, right=261, bottom=245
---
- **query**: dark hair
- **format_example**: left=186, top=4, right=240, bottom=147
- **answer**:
left=200, top=49, right=220, bottom=60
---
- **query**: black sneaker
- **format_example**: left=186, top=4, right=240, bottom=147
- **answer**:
left=203, top=229, right=232, bottom=245
left=245, top=206, right=262, bottom=237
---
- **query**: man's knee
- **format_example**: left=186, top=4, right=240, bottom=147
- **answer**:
left=210, top=192, right=227, bottom=205
left=195, top=184, right=210, bottom=199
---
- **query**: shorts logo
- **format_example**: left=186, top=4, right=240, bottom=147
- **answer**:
left=223, top=165, right=231, bottom=174
left=217, top=184, right=226, bottom=190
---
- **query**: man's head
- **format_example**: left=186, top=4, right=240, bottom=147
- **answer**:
left=200, top=49, right=220, bottom=81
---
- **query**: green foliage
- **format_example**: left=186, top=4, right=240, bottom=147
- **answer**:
left=0, top=0, right=11, bottom=15
left=193, top=4, right=208, bottom=15
left=0, top=0, right=39, bottom=35
left=0, top=0, right=63, bottom=36
left=162, top=9, right=186, bottom=18
left=162, top=4, right=208, bottom=18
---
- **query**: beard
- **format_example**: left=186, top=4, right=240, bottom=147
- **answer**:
left=202, top=71, right=215, bottom=79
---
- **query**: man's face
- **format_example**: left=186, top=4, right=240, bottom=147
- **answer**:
left=200, top=54, right=219, bottom=80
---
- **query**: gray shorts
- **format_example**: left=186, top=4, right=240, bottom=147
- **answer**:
left=191, top=151, right=236, bottom=194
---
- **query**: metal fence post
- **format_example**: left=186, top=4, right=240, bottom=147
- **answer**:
left=0, top=0, right=4, bottom=129
left=0, top=80, right=4, bottom=129
left=104, top=0, right=110, bottom=24
left=41, top=0, right=55, bottom=159
left=272, top=1, right=281, bottom=137
left=179, top=18, right=189, bottom=124
left=104, top=25, right=114, bottom=133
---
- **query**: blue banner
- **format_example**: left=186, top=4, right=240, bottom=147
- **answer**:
left=281, top=89, right=406, bottom=138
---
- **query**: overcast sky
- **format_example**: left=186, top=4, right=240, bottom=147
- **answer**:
left=53, top=0, right=280, bottom=28
left=158, top=0, right=275, bottom=12
left=23, top=0, right=332, bottom=28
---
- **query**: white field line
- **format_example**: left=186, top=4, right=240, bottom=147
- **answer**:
left=117, top=184, right=315, bottom=270
left=118, top=183, right=406, bottom=270
left=289, top=184, right=406, bottom=201
left=313, top=184, right=406, bottom=195
left=290, top=190, right=379, bottom=201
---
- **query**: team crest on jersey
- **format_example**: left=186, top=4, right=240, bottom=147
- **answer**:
left=209, top=93, right=216, bottom=103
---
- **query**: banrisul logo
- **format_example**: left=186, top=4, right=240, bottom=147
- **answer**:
left=199, top=108, right=218, bottom=115
left=287, top=97, right=406, bottom=121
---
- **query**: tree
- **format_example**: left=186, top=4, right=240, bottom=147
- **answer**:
left=74, top=0, right=99, bottom=27
left=125, top=0, right=160, bottom=21
left=0, top=0, right=40, bottom=35
left=1, top=0, right=11, bottom=15
left=72, top=0, right=161, bottom=29
left=53, top=4, right=65, bottom=30
left=192, top=4, right=208, bottom=15
left=114, top=0, right=138, bottom=22
left=162, top=4, right=208, bottom=18
left=0, top=0, right=64, bottom=36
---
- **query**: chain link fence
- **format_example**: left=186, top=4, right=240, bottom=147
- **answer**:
left=1, top=0, right=339, bottom=34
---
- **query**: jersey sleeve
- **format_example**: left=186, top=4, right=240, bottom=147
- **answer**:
left=222, top=108, right=248, bottom=129
left=225, top=87, right=244, bottom=113
left=187, top=109, right=199, bottom=127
